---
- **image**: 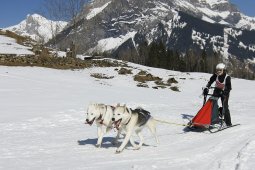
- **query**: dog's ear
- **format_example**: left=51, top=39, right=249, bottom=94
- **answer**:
left=123, top=104, right=129, bottom=113
left=125, top=107, right=129, bottom=113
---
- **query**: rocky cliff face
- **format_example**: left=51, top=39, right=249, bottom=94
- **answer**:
left=53, top=0, right=255, bottom=65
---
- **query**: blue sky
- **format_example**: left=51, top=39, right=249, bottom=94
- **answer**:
left=230, top=0, right=255, bottom=17
left=0, top=0, right=255, bottom=28
left=0, top=0, right=45, bottom=28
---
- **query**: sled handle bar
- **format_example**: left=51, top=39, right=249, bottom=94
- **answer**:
left=202, top=87, right=216, bottom=90
left=202, top=87, right=221, bottom=105
left=205, top=94, right=222, bottom=97
left=203, top=93, right=221, bottom=106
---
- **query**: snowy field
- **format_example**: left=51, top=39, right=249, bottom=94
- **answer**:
left=0, top=35, right=34, bottom=55
left=0, top=63, right=255, bottom=170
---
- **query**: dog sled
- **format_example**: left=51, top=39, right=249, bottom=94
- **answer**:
left=188, top=88, right=240, bottom=133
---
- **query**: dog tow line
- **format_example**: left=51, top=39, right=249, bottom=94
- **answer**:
left=154, top=118, right=187, bottom=127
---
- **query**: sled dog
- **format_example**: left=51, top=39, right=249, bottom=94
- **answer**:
left=112, top=105, right=159, bottom=153
left=85, top=103, right=121, bottom=147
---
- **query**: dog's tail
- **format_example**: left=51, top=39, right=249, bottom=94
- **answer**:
left=154, top=118, right=187, bottom=127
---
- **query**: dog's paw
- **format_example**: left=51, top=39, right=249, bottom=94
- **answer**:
left=95, top=144, right=101, bottom=148
left=115, top=148, right=123, bottom=153
left=133, top=146, right=141, bottom=150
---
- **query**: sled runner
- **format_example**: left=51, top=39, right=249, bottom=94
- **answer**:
left=208, top=123, right=240, bottom=133
left=188, top=89, right=239, bottom=133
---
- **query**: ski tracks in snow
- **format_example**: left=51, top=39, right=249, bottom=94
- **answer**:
left=235, top=139, right=255, bottom=170
left=202, top=126, right=255, bottom=170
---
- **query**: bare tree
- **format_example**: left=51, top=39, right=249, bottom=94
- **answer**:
left=42, top=0, right=88, bottom=56
left=43, top=0, right=88, bottom=22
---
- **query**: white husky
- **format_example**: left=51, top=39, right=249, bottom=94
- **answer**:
left=85, top=103, right=121, bottom=147
left=112, top=105, right=159, bottom=153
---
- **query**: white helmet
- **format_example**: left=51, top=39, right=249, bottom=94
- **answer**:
left=216, top=63, right=226, bottom=70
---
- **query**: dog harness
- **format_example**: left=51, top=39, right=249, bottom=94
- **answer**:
left=124, top=108, right=132, bottom=125
left=97, top=106, right=107, bottom=123
left=97, top=114, right=103, bottom=122
left=129, top=108, right=151, bottom=126
left=99, top=105, right=115, bottom=125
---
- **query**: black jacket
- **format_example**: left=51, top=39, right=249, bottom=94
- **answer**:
left=206, top=73, right=232, bottom=95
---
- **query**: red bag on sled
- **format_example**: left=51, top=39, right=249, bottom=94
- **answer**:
left=191, top=97, right=220, bottom=128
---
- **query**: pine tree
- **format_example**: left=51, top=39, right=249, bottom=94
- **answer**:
left=201, top=49, right=207, bottom=72
left=157, top=41, right=167, bottom=69
left=138, top=41, right=149, bottom=65
left=147, top=42, right=159, bottom=67
left=166, top=49, right=174, bottom=70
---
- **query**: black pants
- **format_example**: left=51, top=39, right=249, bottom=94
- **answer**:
left=213, top=89, right=232, bottom=126
left=220, top=95, right=232, bottom=126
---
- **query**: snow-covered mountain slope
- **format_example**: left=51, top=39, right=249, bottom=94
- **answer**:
left=175, top=0, right=255, bottom=30
left=82, top=0, right=255, bottom=30
left=0, top=63, right=255, bottom=169
left=0, top=34, right=34, bottom=55
left=3, top=14, right=67, bottom=43
left=53, top=0, right=255, bottom=64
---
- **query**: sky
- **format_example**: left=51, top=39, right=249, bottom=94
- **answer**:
left=0, top=0, right=45, bottom=28
left=0, top=0, right=255, bottom=28
left=230, top=0, right=255, bottom=16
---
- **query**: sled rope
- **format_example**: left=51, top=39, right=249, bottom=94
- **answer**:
left=154, top=118, right=187, bottom=127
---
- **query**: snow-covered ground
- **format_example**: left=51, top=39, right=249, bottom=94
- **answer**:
left=0, top=63, right=255, bottom=170
left=0, top=35, right=34, bottom=55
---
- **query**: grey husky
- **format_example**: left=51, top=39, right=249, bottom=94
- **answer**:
left=112, top=105, right=159, bottom=153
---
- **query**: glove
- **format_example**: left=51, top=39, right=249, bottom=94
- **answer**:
left=203, top=87, right=209, bottom=95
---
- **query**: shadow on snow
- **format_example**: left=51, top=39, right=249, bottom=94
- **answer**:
left=77, top=137, right=152, bottom=148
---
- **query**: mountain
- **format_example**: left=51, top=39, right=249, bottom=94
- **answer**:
left=3, top=14, right=68, bottom=43
left=52, top=0, right=255, bottom=70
